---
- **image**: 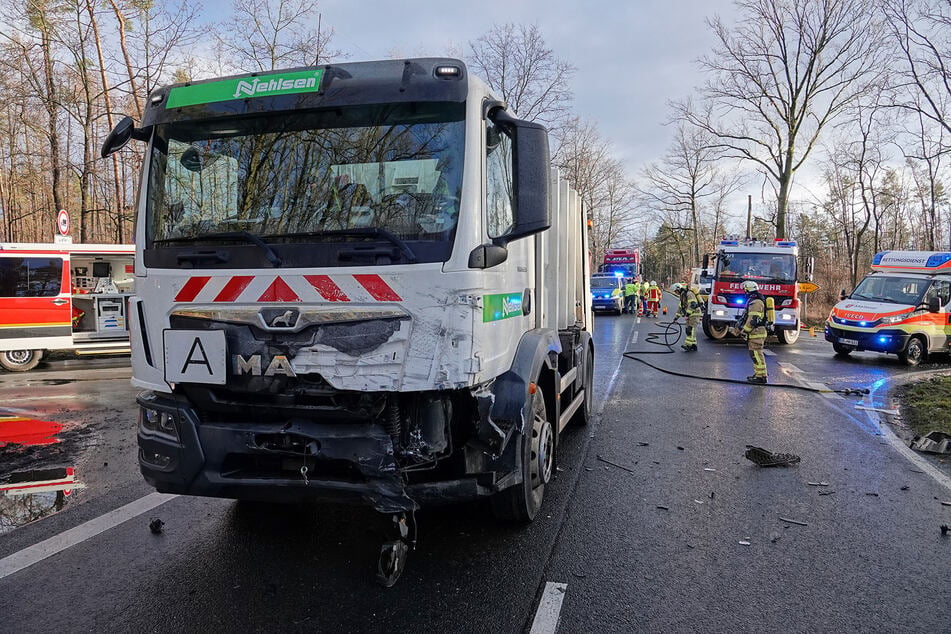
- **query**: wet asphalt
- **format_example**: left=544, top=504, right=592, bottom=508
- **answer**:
left=1, top=299, right=950, bottom=632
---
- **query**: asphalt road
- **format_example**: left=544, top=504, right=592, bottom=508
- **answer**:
left=1, top=303, right=950, bottom=633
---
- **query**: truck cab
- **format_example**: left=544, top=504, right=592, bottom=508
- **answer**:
left=102, top=59, right=594, bottom=582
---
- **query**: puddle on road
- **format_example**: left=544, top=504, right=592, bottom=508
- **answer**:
left=0, top=412, right=90, bottom=535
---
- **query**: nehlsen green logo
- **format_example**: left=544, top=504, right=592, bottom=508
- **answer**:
left=166, top=69, right=324, bottom=109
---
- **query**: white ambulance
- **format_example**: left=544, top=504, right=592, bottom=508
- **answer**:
left=825, top=251, right=951, bottom=365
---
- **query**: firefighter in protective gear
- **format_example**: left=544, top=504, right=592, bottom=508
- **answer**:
left=738, top=280, right=768, bottom=383
left=675, top=283, right=703, bottom=351
left=646, top=281, right=662, bottom=317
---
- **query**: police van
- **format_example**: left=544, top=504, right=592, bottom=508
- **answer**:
left=825, top=251, right=951, bottom=365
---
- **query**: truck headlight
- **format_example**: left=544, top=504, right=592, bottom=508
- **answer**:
left=140, top=407, right=180, bottom=440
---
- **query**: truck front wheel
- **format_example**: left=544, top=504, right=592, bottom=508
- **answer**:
left=492, top=385, right=552, bottom=522
left=702, top=315, right=729, bottom=340
left=0, top=349, right=43, bottom=372
left=775, top=325, right=800, bottom=345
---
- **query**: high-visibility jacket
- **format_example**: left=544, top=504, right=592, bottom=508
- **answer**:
left=624, top=283, right=638, bottom=297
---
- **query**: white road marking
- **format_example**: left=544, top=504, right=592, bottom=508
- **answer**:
left=530, top=582, right=568, bottom=634
left=0, top=492, right=178, bottom=581
left=596, top=320, right=638, bottom=416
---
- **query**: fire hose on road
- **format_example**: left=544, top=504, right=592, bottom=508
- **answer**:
left=622, top=317, right=870, bottom=396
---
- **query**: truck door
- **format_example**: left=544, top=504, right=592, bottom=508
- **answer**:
left=0, top=253, right=73, bottom=352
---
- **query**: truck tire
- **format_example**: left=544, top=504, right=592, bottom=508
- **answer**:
left=898, top=336, right=926, bottom=366
left=0, top=349, right=43, bottom=372
left=702, top=315, right=729, bottom=340
left=492, top=384, right=552, bottom=522
left=571, top=344, right=594, bottom=427
left=775, top=325, right=800, bottom=345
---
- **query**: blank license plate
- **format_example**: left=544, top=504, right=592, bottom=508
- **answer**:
left=839, top=337, right=859, bottom=346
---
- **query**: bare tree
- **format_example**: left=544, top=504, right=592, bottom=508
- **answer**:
left=638, top=121, right=742, bottom=263
left=882, top=0, right=951, bottom=139
left=467, top=23, right=575, bottom=160
left=215, top=0, right=339, bottom=72
left=676, top=0, right=885, bottom=239
left=557, top=117, right=638, bottom=264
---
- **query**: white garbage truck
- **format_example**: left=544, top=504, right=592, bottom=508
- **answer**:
left=102, top=58, right=593, bottom=584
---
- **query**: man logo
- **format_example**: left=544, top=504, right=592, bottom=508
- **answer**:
left=270, top=310, right=298, bottom=328
left=261, top=308, right=299, bottom=329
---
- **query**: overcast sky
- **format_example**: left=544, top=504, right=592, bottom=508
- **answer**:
left=314, top=0, right=737, bottom=177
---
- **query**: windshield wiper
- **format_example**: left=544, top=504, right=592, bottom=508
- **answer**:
left=266, top=228, right=419, bottom=264
left=154, top=231, right=282, bottom=267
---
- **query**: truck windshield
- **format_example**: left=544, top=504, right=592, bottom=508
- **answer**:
left=145, top=102, right=464, bottom=265
left=850, top=275, right=928, bottom=305
left=717, top=253, right=797, bottom=283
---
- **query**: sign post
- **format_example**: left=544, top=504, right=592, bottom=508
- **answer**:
left=54, top=209, right=72, bottom=244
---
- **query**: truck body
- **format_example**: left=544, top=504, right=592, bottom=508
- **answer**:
left=0, top=242, right=135, bottom=371
left=104, top=58, right=593, bottom=530
left=702, top=238, right=801, bottom=344
left=825, top=250, right=951, bottom=365
left=598, top=248, right=639, bottom=279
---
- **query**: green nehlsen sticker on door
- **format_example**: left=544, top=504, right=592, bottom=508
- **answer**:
left=166, top=69, right=325, bottom=109
left=483, top=292, right=524, bottom=322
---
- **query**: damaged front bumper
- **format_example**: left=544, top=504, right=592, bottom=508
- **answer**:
left=136, top=391, right=509, bottom=513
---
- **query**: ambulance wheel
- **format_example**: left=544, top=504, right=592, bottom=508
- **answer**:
left=702, top=316, right=729, bottom=340
left=832, top=342, right=854, bottom=356
left=776, top=325, right=800, bottom=345
left=898, top=337, right=926, bottom=367
left=0, top=349, right=43, bottom=372
left=492, top=384, right=552, bottom=522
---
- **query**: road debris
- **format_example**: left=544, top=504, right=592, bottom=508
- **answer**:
left=148, top=517, right=164, bottom=534
left=941, top=525, right=949, bottom=536
left=818, top=490, right=835, bottom=496
left=807, top=482, right=830, bottom=486
left=596, top=454, right=637, bottom=474
left=779, top=516, right=808, bottom=526
left=900, top=485, right=909, bottom=491
left=703, top=468, right=717, bottom=472
left=744, top=445, right=800, bottom=467
left=738, top=540, right=751, bottom=546
left=910, top=431, right=951, bottom=455
left=656, top=505, right=670, bottom=511
left=866, top=492, right=880, bottom=497
left=941, top=501, right=951, bottom=507
left=636, top=442, right=649, bottom=446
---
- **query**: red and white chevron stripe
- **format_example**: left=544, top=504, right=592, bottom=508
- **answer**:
left=173, top=274, right=402, bottom=303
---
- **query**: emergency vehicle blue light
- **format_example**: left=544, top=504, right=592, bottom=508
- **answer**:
left=614, top=271, right=623, bottom=277
left=774, top=240, right=797, bottom=247
left=925, top=253, right=951, bottom=268
left=878, top=336, right=889, bottom=344
left=720, top=240, right=739, bottom=246
left=736, top=298, right=745, bottom=305
left=872, top=251, right=887, bottom=265
left=859, top=321, right=868, bottom=326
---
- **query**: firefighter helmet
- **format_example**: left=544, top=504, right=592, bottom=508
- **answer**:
left=741, top=280, right=759, bottom=293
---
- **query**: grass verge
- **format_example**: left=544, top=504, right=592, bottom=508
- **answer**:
left=896, top=376, right=951, bottom=437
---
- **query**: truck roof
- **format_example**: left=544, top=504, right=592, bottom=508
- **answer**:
left=141, top=58, right=471, bottom=129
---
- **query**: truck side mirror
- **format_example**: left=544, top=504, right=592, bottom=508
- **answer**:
left=928, top=296, right=941, bottom=313
left=488, top=109, right=550, bottom=245
left=101, top=116, right=147, bottom=158
left=839, top=289, right=848, bottom=301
